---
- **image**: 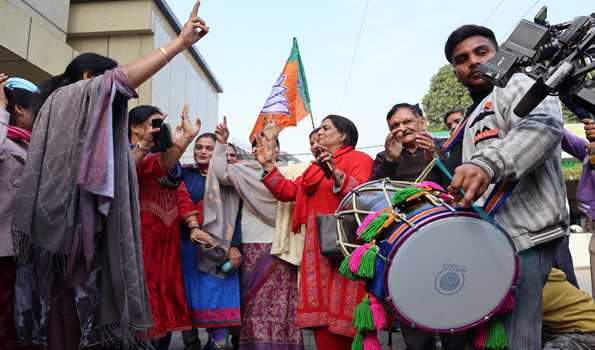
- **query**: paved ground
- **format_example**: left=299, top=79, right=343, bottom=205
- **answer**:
left=170, top=269, right=592, bottom=350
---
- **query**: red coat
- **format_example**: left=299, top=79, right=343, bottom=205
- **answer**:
left=262, top=146, right=373, bottom=337
left=137, top=154, right=197, bottom=338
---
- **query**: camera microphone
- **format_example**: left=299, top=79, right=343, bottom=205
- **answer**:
left=514, top=80, right=550, bottom=117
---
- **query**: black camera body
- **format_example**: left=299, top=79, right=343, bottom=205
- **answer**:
left=151, top=118, right=174, bottom=153
left=478, top=6, right=595, bottom=118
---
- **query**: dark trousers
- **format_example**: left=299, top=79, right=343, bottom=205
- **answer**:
left=553, top=235, right=578, bottom=288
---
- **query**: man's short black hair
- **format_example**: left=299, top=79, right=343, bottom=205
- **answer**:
left=442, top=106, right=466, bottom=126
left=386, top=103, right=423, bottom=121
left=444, top=25, right=497, bottom=63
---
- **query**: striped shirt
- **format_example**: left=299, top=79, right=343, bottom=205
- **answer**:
left=462, top=73, right=568, bottom=251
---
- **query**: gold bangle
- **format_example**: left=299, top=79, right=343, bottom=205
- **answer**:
left=159, top=47, right=170, bottom=64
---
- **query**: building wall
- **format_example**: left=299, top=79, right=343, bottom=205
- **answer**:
left=0, top=0, right=78, bottom=84
left=150, top=10, right=219, bottom=135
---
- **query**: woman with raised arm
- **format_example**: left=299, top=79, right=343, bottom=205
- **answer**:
left=210, top=118, right=304, bottom=350
left=11, top=2, right=209, bottom=349
left=256, top=115, right=373, bottom=349
left=128, top=104, right=209, bottom=349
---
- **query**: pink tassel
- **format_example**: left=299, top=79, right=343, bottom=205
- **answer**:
left=363, top=333, right=382, bottom=350
left=357, top=211, right=381, bottom=236
left=473, top=322, right=488, bottom=349
left=438, top=192, right=454, bottom=201
left=498, top=291, right=516, bottom=314
left=417, top=181, right=445, bottom=192
left=369, top=295, right=387, bottom=330
left=349, top=244, right=370, bottom=273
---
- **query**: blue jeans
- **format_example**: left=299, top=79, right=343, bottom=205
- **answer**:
left=501, top=238, right=560, bottom=350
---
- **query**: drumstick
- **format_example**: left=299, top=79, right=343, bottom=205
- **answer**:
left=435, top=158, right=492, bottom=222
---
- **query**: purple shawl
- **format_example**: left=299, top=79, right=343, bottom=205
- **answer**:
left=562, top=128, right=595, bottom=219
left=12, top=68, right=153, bottom=347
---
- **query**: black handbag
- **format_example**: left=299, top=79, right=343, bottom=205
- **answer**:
left=316, top=214, right=342, bottom=257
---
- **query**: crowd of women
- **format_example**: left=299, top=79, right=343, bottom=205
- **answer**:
left=1, top=2, right=595, bottom=350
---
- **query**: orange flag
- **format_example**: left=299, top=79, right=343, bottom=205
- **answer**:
left=249, top=38, right=312, bottom=142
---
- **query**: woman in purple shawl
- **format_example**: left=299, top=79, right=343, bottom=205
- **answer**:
left=11, top=2, right=210, bottom=349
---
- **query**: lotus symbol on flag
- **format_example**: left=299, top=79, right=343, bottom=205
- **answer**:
left=261, top=74, right=290, bottom=116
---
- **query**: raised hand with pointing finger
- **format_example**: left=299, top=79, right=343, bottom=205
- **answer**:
left=215, top=116, right=230, bottom=144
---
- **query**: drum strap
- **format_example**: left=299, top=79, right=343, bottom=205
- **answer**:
left=482, top=180, right=518, bottom=216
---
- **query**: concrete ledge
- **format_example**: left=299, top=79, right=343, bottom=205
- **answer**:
left=68, top=0, right=153, bottom=37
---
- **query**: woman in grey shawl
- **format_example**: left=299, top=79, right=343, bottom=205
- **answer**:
left=11, top=2, right=209, bottom=349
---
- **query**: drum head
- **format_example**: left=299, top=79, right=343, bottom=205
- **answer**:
left=386, top=215, right=516, bottom=332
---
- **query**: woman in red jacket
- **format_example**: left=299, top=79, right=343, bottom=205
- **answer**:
left=256, top=115, right=373, bottom=350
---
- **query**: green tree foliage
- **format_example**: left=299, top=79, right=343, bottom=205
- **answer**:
left=422, top=65, right=581, bottom=130
left=422, top=65, right=472, bottom=131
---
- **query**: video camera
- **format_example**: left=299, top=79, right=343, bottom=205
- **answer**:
left=477, top=6, right=595, bottom=118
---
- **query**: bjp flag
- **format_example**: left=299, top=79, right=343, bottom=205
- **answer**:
left=249, top=38, right=312, bottom=142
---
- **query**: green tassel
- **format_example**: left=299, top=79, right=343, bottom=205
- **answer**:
left=353, top=295, right=375, bottom=331
left=360, top=212, right=388, bottom=242
left=391, top=187, right=424, bottom=207
left=351, top=332, right=364, bottom=350
left=339, top=255, right=358, bottom=280
left=357, top=245, right=378, bottom=279
left=486, top=318, right=508, bottom=350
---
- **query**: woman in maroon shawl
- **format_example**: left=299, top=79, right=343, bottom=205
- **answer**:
left=256, top=115, right=373, bottom=349
left=11, top=2, right=210, bottom=349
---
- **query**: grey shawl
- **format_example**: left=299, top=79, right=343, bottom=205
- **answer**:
left=11, top=68, right=153, bottom=347
left=199, top=142, right=278, bottom=275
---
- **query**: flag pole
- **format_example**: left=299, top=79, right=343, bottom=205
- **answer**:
left=308, top=108, right=316, bottom=130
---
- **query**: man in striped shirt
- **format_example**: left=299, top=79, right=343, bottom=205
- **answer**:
left=445, top=25, right=567, bottom=350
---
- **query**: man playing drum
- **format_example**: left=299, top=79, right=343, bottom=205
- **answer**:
left=445, top=25, right=567, bottom=350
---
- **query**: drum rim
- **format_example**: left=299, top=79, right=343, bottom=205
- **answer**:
left=335, top=178, right=418, bottom=256
left=382, top=210, right=520, bottom=333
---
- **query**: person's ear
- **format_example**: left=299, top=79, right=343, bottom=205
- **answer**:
left=82, top=71, right=94, bottom=80
left=14, top=105, right=25, bottom=118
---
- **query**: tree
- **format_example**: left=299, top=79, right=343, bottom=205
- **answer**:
left=422, top=65, right=472, bottom=131
left=422, top=64, right=581, bottom=129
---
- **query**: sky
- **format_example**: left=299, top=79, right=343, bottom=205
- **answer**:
left=169, top=0, right=591, bottom=159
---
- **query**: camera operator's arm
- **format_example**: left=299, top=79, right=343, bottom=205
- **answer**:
left=467, top=74, right=564, bottom=182
left=159, top=104, right=201, bottom=172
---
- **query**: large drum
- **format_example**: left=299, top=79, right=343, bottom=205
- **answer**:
left=336, top=179, right=519, bottom=333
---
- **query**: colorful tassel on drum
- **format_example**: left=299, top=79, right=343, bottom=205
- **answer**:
left=391, top=187, right=425, bottom=207
left=369, top=295, right=387, bottom=330
left=486, top=318, right=508, bottom=350
left=353, top=295, right=375, bottom=331
left=349, top=244, right=369, bottom=274
left=357, top=211, right=381, bottom=236
left=416, top=181, right=446, bottom=192
left=339, top=255, right=358, bottom=280
left=363, top=332, right=382, bottom=350
left=359, top=213, right=388, bottom=242
left=498, top=291, right=516, bottom=314
left=351, top=332, right=364, bottom=350
left=357, top=245, right=378, bottom=279
left=473, top=322, right=488, bottom=349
